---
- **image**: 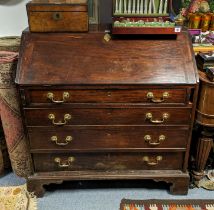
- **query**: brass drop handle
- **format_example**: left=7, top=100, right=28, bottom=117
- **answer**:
left=47, top=92, right=70, bottom=104
left=51, top=136, right=73, bottom=146
left=147, top=92, right=169, bottom=103
left=48, top=114, right=72, bottom=126
left=144, top=135, right=166, bottom=146
left=52, top=12, right=63, bottom=21
left=54, top=157, right=75, bottom=168
left=143, top=156, right=163, bottom=166
left=145, top=113, right=169, bottom=124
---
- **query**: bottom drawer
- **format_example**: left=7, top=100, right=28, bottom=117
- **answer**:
left=33, top=152, right=184, bottom=172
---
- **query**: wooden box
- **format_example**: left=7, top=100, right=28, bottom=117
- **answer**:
left=26, top=0, right=88, bottom=32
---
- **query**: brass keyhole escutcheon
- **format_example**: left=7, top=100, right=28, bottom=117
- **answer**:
left=52, top=12, right=62, bottom=21
left=103, top=33, right=111, bottom=42
left=107, top=92, right=112, bottom=97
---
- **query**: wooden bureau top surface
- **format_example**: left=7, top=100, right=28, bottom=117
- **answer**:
left=16, top=30, right=198, bottom=86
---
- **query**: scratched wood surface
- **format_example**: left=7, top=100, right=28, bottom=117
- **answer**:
left=16, top=28, right=198, bottom=197
left=16, top=31, right=198, bottom=85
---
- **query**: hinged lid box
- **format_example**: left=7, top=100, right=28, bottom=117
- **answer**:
left=27, top=0, right=88, bottom=32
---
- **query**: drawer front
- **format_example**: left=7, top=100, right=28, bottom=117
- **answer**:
left=28, top=11, right=88, bottom=32
left=25, top=89, right=187, bottom=105
left=28, top=126, right=189, bottom=151
left=24, top=107, right=192, bottom=126
left=33, top=152, right=184, bottom=172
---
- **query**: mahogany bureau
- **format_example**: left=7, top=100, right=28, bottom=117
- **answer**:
left=15, top=29, right=199, bottom=197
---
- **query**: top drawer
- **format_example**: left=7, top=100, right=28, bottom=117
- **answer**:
left=23, top=88, right=188, bottom=106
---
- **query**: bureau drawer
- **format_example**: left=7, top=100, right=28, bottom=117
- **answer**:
left=28, top=126, right=189, bottom=151
left=25, top=89, right=187, bottom=105
left=24, top=107, right=192, bottom=126
left=33, top=152, right=184, bottom=172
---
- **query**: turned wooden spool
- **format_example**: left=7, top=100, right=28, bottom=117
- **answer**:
left=196, top=71, right=214, bottom=127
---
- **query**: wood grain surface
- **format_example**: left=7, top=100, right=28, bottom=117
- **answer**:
left=27, top=2, right=88, bottom=32
left=28, top=126, right=189, bottom=151
left=196, top=71, right=214, bottom=126
left=33, top=152, right=184, bottom=172
left=25, top=88, right=187, bottom=105
left=15, top=29, right=198, bottom=197
left=16, top=31, right=198, bottom=85
left=24, top=107, right=192, bottom=126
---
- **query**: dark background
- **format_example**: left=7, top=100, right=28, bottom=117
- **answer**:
left=99, top=0, right=182, bottom=24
